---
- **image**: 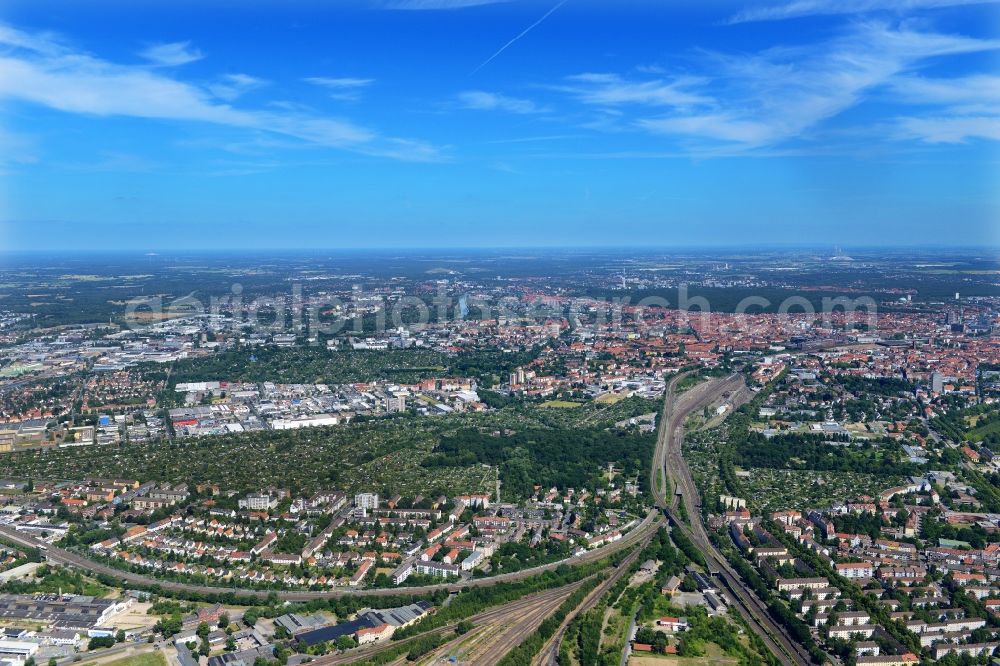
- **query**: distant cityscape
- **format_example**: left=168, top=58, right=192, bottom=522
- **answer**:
left=0, top=248, right=995, bottom=666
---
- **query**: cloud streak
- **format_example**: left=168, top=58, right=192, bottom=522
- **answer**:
left=305, top=76, right=375, bottom=89
left=208, top=73, right=268, bottom=101
left=728, top=0, right=999, bottom=24
left=895, top=114, right=1000, bottom=142
left=304, top=76, right=375, bottom=101
left=888, top=74, right=1000, bottom=142
left=472, top=0, right=569, bottom=74
left=558, top=22, right=1000, bottom=151
left=0, top=25, right=441, bottom=161
left=139, top=41, right=203, bottom=66
left=890, top=74, right=1000, bottom=105
left=456, top=90, right=545, bottom=113
left=386, top=0, right=508, bottom=8
left=554, top=73, right=709, bottom=108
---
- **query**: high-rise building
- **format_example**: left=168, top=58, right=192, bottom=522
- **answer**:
left=931, top=372, right=945, bottom=394
left=355, top=493, right=379, bottom=511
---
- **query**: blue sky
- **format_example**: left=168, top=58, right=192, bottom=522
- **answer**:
left=0, top=0, right=998, bottom=250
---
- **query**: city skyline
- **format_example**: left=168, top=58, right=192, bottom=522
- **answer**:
left=1, top=0, right=998, bottom=250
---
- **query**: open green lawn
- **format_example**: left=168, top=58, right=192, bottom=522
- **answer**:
left=675, top=374, right=707, bottom=394
left=630, top=651, right=738, bottom=666
left=80, top=652, right=167, bottom=666
left=540, top=400, right=584, bottom=408
left=966, top=416, right=1000, bottom=442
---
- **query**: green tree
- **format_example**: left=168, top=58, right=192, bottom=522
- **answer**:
left=156, top=613, right=183, bottom=637
left=334, top=635, right=356, bottom=651
left=87, top=636, right=115, bottom=650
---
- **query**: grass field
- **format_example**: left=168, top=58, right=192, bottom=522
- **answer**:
left=966, top=417, right=1000, bottom=442
left=540, top=400, right=584, bottom=408
left=630, top=645, right=738, bottom=665
left=80, top=652, right=167, bottom=666
left=595, top=392, right=627, bottom=404
left=675, top=374, right=707, bottom=394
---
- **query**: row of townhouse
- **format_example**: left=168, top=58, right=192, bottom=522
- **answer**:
left=812, top=610, right=871, bottom=628
left=586, top=530, right=622, bottom=549
left=835, top=561, right=874, bottom=579
left=114, top=545, right=381, bottom=588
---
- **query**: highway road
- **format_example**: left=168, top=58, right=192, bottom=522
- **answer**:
left=655, top=373, right=812, bottom=666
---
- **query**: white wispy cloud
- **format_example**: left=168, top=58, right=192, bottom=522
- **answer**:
left=303, top=76, right=375, bottom=101
left=555, top=73, right=709, bottom=108
left=895, top=114, right=1000, bottom=142
left=384, top=0, right=509, bottom=9
left=305, top=76, right=375, bottom=88
left=890, top=73, right=1000, bottom=105
left=888, top=74, right=1000, bottom=142
left=638, top=114, right=774, bottom=145
left=0, top=24, right=441, bottom=162
left=139, top=40, right=203, bottom=66
left=0, top=24, right=63, bottom=55
left=456, top=90, right=545, bottom=113
left=614, top=22, right=1000, bottom=150
left=728, top=0, right=999, bottom=24
left=208, top=73, right=268, bottom=101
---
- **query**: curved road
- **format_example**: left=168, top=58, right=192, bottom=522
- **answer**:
left=0, top=510, right=660, bottom=601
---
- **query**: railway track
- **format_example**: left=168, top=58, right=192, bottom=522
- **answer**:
left=657, top=374, right=812, bottom=666
left=307, top=580, right=590, bottom=665
left=472, top=585, right=584, bottom=666
left=533, top=531, right=654, bottom=666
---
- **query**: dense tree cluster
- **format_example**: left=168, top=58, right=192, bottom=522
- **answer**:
left=732, top=432, right=914, bottom=476
left=934, top=404, right=1000, bottom=447
left=423, top=426, right=653, bottom=498
left=834, top=375, right=915, bottom=397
